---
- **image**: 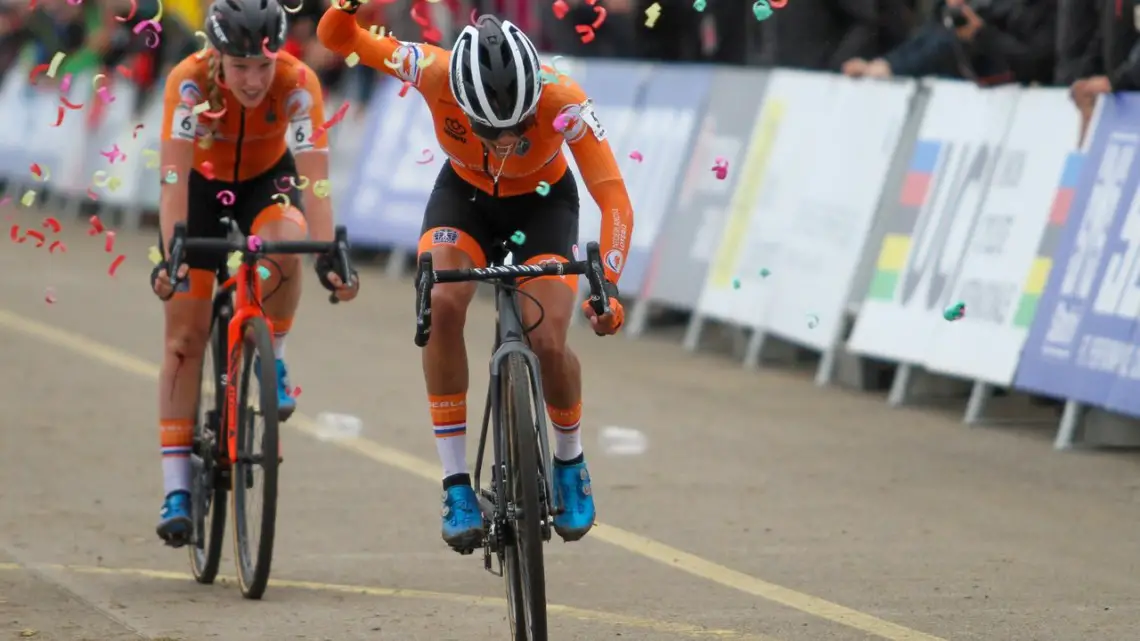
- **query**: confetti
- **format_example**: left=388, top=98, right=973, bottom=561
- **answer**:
left=217, top=190, right=236, bottom=206
left=108, top=254, right=126, bottom=277
left=24, top=229, right=45, bottom=247
left=20, top=190, right=36, bottom=208
left=806, top=314, right=819, bottom=329
left=104, top=231, right=116, bottom=253
left=289, top=385, right=301, bottom=398
left=732, top=278, right=741, bottom=290
left=134, top=20, right=162, bottom=48
left=416, top=52, right=436, bottom=69
left=107, top=177, right=123, bottom=192
left=591, top=6, right=607, bottom=28
left=312, top=180, right=332, bottom=199
left=114, top=0, right=138, bottom=22
left=309, top=101, right=350, bottom=143
left=552, top=0, right=569, bottom=19
left=28, top=63, right=49, bottom=85
left=535, top=181, right=551, bottom=196
left=290, top=176, right=310, bottom=190
left=48, top=240, right=65, bottom=254
left=44, top=287, right=56, bottom=304
left=416, top=149, right=434, bottom=164
left=100, top=145, right=125, bottom=164
left=227, top=251, right=242, bottom=270
left=60, top=97, right=83, bottom=110
left=759, top=267, right=771, bottom=278
left=50, top=107, right=65, bottom=127
left=382, top=55, right=402, bottom=70
left=163, top=169, right=179, bottom=184
left=645, top=2, right=662, bottom=26
left=90, top=73, right=105, bottom=90
left=116, top=65, right=133, bottom=80
left=97, top=86, right=115, bottom=105
left=770, top=0, right=787, bottom=6
left=47, top=52, right=65, bottom=78
left=30, top=163, right=47, bottom=181
left=42, top=217, right=61, bottom=233
left=282, top=0, right=303, bottom=13
left=261, top=37, right=278, bottom=59
left=398, top=81, right=412, bottom=97
left=60, top=73, right=72, bottom=93
left=275, top=177, right=293, bottom=192
left=553, top=113, right=574, bottom=132
left=753, top=0, right=774, bottom=20
left=86, top=188, right=99, bottom=201
left=9, top=225, right=20, bottom=243
left=148, top=246, right=163, bottom=265
left=576, top=25, right=595, bottom=43
left=712, top=157, right=729, bottom=180
left=88, top=216, right=104, bottom=235
left=133, top=124, right=144, bottom=138
left=271, top=193, right=291, bottom=209
left=629, top=151, right=643, bottom=162
left=469, top=8, right=479, bottom=24
left=193, top=30, right=209, bottom=58
left=510, top=230, right=527, bottom=245
left=0, top=197, right=9, bottom=206
left=258, top=265, right=271, bottom=280
left=297, top=66, right=307, bottom=87
left=943, top=301, right=966, bottom=321
left=345, top=52, right=361, bottom=67
left=142, top=150, right=160, bottom=168
left=693, top=0, right=706, bottom=11
left=91, top=171, right=111, bottom=187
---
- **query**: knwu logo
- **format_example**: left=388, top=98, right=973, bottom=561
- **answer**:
left=899, top=141, right=996, bottom=311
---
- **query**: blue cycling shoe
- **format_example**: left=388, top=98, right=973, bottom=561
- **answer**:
left=552, top=456, right=596, bottom=542
left=441, top=483, right=484, bottom=552
left=156, top=490, right=192, bottom=547
left=254, top=357, right=295, bottom=421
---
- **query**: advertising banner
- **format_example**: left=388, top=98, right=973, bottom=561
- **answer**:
left=1015, top=93, right=1140, bottom=416
left=846, top=81, right=1020, bottom=364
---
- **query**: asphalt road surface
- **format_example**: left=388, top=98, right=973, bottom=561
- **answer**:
left=2, top=207, right=1140, bottom=641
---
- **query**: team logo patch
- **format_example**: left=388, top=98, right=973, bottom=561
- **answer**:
left=389, top=43, right=424, bottom=85
left=432, top=228, right=460, bottom=245
left=179, top=79, right=202, bottom=102
left=556, top=103, right=588, bottom=143
left=604, top=249, right=623, bottom=274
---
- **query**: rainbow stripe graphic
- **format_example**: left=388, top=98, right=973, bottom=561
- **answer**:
left=1012, top=152, right=1084, bottom=328
left=867, top=140, right=943, bottom=301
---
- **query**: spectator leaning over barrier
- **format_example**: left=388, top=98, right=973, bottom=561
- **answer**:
left=842, top=0, right=1056, bottom=86
left=1058, top=0, right=1140, bottom=145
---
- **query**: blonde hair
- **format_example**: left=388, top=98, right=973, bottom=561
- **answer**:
left=200, top=50, right=225, bottom=150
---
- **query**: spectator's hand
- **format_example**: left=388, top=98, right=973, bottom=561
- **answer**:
left=864, top=59, right=892, bottom=79
left=954, top=4, right=984, bottom=41
left=842, top=58, right=868, bottom=78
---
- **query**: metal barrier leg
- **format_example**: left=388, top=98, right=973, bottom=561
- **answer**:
left=963, top=381, right=990, bottom=425
left=682, top=314, right=705, bottom=352
left=386, top=249, right=409, bottom=279
left=887, top=363, right=912, bottom=407
left=814, top=348, right=836, bottom=387
left=743, top=328, right=766, bottom=370
left=1054, top=400, right=1083, bottom=450
left=626, top=297, right=650, bottom=338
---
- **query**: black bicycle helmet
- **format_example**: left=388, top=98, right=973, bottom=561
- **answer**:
left=449, top=15, right=543, bottom=134
left=205, top=0, right=287, bottom=58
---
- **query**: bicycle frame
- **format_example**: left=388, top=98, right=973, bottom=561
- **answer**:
left=472, top=277, right=558, bottom=548
left=221, top=257, right=274, bottom=466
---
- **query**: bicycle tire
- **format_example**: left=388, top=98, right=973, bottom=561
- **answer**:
left=501, top=352, right=548, bottom=640
left=189, top=314, right=228, bottom=584
left=230, top=315, right=279, bottom=600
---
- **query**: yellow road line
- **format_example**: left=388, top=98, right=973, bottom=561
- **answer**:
left=0, top=562, right=767, bottom=640
left=0, top=308, right=949, bottom=641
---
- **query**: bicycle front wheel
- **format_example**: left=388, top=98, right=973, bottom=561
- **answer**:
left=501, top=352, right=548, bottom=640
left=189, top=313, right=228, bottom=584
left=230, top=315, right=280, bottom=600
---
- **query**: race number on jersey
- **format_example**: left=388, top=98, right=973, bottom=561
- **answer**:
left=172, top=103, right=197, bottom=141
left=580, top=100, right=607, bottom=141
left=288, top=118, right=316, bottom=153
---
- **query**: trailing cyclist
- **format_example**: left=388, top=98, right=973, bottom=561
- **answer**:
left=151, top=0, right=360, bottom=547
left=318, top=2, right=633, bottom=552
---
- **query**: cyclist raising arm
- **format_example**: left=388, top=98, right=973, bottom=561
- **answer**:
left=152, top=0, right=360, bottom=547
left=318, top=2, right=633, bottom=552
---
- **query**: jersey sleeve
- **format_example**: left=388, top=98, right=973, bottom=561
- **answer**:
left=316, top=5, right=448, bottom=97
left=549, top=81, right=634, bottom=286
left=160, top=57, right=204, bottom=143
left=283, top=61, right=328, bottom=154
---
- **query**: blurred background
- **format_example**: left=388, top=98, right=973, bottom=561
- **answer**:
left=0, top=0, right=1070, bottom=115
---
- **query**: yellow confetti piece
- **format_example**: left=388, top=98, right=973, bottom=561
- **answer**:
left=291, top=175, right=311, bottom=190
left=313, top=179, right=331, bottom=199
left=193, top=30, right=209, bottom=59
left=148, top=246, right=163, bottom=265
left=47, top=52, right=65, bottom=78
left=345, top=52, right=361, bottom=68
left=227, top=251, right=242, bottom=270
left=152, top=0, right=164, bottom=23
left=21, top=190, right=36, bottom=207
left=271, top=193, right=291, bottom=209
left=91, top=73, right=106, bottom=90
left=645, top=2, right=662, bottom=27
left=91, top=171, right=111, bottom=187
left=383, top=55, right=401, bottom=70
left=369, top=25, right=389, bottom=39
left=416, top=52, right=436, bottom=69
left=142, top=149, right=160, bottom=169
left=107, top=177, right=122, bottom=192
left=192, top=102, right=210, bottom=115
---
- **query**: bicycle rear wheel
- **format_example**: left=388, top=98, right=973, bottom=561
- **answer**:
left=501, top=352, right=548, bottom=640
left=189, top=313, right=229, bottom=584
left=230, top=315, right=280, bottom=600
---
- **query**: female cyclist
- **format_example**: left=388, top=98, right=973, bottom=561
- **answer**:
left=318, top=2, right=632, bottom=552
left=151, top=0, right=360, bottom=546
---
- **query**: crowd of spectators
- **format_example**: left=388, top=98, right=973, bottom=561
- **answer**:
left=0, top=0, right=1131, bottom=138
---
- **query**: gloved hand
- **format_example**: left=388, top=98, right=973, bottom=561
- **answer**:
left=581, top=280, right=624, bottom=335
left=314, top=252, right=360, bottom=302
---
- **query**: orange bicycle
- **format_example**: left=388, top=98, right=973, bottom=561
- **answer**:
left=165, top=217, right=354, bottom=599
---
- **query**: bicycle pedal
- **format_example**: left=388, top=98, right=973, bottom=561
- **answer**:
left=451, top=545, right=477, bottom=556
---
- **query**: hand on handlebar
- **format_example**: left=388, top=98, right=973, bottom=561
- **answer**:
left=581, top=281, right=624, bottom=335
left=151, top=262, right=189, bottom=301
left=314, top=252, right=360, bottom=303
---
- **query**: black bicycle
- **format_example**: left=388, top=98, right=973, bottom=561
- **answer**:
left=413, top=240, right=609, bottom=640
left=166, top=217, right=354, bottom=600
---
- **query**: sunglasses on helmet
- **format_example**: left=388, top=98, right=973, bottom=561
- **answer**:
left=469, top=114, right=537, bottom=141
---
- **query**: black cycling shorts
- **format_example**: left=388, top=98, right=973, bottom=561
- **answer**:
left=181, top=151, right=304, bottom=272
left=417, top=162, right=580, bottom=268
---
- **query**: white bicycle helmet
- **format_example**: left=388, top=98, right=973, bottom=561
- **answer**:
left=449, top=15, right=543, bottom=138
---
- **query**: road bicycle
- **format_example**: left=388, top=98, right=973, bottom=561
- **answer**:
left=165, top=217, right=354, bottom=600
left=413, top=240, right=609, bottom=640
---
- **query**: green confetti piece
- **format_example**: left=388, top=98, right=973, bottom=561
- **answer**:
left=535, top=181, right=551, bottom=196
left=943, top=301, right=966, bottom=321
left=163, top=170, right=178, bottom=184
left=258, top=265, right=271, bottom=280
left=732, top=278, right=741, bottom=290
left=759, top=268, right=771, bottom=278
left=693, top=0, right=707, bottom=10
left=753, top=0, right=773, bottom=20
left=511, top=230, right=527, bottom=245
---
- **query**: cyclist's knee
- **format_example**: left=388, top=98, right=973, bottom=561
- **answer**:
left=430, top=283, right=475, bottom=336
left=528, top=325, right=569, bottom=364
left=164, top=318, right=210, bottom=361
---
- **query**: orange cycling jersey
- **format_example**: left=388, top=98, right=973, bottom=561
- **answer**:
left=161, top=50, right=328, bottom=183
left=316, top=8, right=634, bottom=285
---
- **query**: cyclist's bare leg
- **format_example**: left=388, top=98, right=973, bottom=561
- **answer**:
left=249, top=206, right=307, bottom=417
left=419, top=229, right=485, bottom=550
left=518, top=256, right=595, bottom=541
left=156, top=269, right=214, bottom=545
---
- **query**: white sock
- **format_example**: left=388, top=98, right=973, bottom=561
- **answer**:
left=435, top=427, right=468, bottom=479
left=553, top=419, right=583, bottom=461
left=162, top=452, right=191, bottom=495
left=273, top=333, right=286, bottom=360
